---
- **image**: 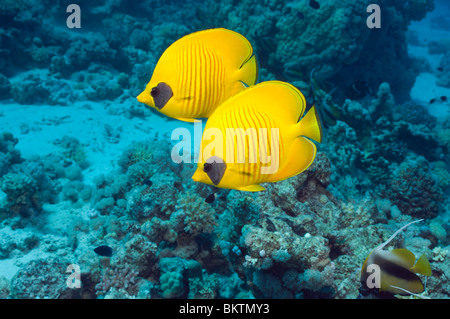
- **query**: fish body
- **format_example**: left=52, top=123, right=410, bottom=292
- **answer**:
left=143, top=179, right=152, bottom=187
left=346, top=80, right=370, bottom=100
left=361, top=248, right=431, bottom=296
left=192, top=81, right=322, bottom=191
left=309, top=0, right=320, bottom=10
left=137, top=28, right=258, bottom=122
left=359, top=220, right=432, bottom=298
left=205, top=193, right=215, bottom=203
left=306, top=69, right=340, bottom=127
left=94, top=245, right=113, bottom=257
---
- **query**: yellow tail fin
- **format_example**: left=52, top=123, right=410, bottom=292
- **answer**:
left=411, top=254, right=432, bottom=276
left=238, top=54, right=258, bottom=87
left=296, top=105, right=322, bottom=143
left=229, top=54, right=258, bottom=98
left=268, top=137, right=316, bottom=183
left=390, top=248, right=416, bottom=268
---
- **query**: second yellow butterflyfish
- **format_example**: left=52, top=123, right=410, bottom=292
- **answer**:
left=137, top=28, right=258, bottom=122
left=191, top=81, right=323, bottom=191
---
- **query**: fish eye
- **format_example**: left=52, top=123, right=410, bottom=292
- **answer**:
left=203, top=156, right=226, bottom=185
left=203, top=163, right=212, bottom=173
left=151, top=87, right=160, bottom=97
left=151, top=82, right=173, bottom=109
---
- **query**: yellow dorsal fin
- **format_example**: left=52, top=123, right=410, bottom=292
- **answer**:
left=389, top=248, right=416, bottom=268
left=177, top=28, right=256, bottom=79
left=295, top=105, right=322, bottom=143
left=411, top=253, right=432, bottom=276
left=236, top=184, right=266, bottom=192
left=224, top=81, right=305, bottom=125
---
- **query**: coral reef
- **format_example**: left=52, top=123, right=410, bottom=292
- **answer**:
left=0, top=0, right=435, bottom=105
left=10, top=258, right=80, bottom=299
left=437, top=52, right=450, bottom=88
left=0, top=0, right=448, bottom=301
left=0, top=132, right=22, bottom=176
left=386, top=155, right=443, bottom=219
left=0, top=126, right=448, bottom=299
left=231, top=0, right=432, bottom=102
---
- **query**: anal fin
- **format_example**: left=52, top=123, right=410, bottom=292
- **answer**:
left=176, top=117, right=202, bottom=123
left=237, top=184, right=266, bottom=192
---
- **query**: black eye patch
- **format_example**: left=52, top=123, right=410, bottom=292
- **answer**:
left=203, top=163, right=213, bottom=173
left=204, top=156, right=226, bottom=186
left=151, top=87, right=160, bottom=97
left=151, top=82, right=173, bottom=109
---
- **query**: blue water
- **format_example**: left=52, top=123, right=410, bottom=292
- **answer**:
left=0, top=0, right=448, bottom=300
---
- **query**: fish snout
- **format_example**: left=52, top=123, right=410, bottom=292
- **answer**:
left=137, top=90, right=153, bottom=107
left=192, top=170, right=202, bottom=182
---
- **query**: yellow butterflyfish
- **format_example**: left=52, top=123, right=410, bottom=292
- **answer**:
left=137, top=28, right=258, bottom=122
left=191, top=81, right=322, bottom=191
